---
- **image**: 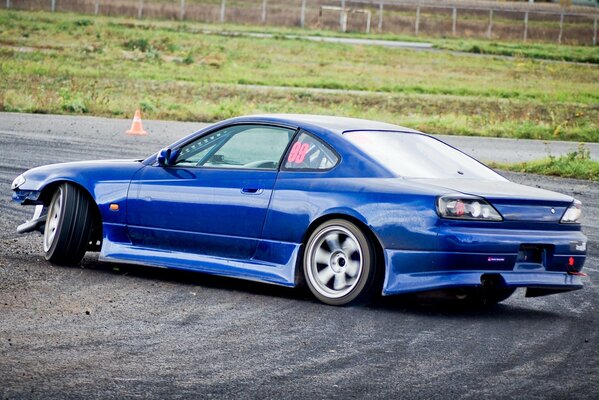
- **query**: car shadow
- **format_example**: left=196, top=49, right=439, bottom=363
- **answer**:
left=80, top=255, right=561, bottom=320
left=369, top=294, right=561, bottom=320
left=80, top=255, right=310, bottom=301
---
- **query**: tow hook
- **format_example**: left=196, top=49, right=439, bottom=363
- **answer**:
left=567, top=270, right=587, bottom=277
left=566, top=256, right=587, bottom=277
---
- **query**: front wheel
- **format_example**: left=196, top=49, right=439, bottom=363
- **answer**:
left=304, top=219, right=379, bottom=306
left=44, top=183, right=93, bottom=266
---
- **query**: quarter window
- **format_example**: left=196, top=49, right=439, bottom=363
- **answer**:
left=175, top=125, right=295, bottom=169
left=284, top=132, right=339, bottom=170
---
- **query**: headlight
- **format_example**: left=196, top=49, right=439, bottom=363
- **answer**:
left=11, top=175, right=26, bottom=190
left=437, top=195, right=502, bottom=221
left=561, top=200, right=582, bottom=224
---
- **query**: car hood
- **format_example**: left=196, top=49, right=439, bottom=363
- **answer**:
left=411, top=178, right=575, bottom=222
left=18, top=159, right=145, bottom=192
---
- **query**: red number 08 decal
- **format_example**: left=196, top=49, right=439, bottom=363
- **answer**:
left=287, top=142, right=310, bottom=164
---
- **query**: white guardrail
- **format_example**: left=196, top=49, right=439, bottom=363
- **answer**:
left=4, top=0, right=599, bottom=45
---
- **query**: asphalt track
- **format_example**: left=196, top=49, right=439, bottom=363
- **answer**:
left=0, top=112, right=598, bottom=399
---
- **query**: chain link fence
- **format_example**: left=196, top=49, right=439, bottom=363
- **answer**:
left=4, top=0, right=599, bottom=44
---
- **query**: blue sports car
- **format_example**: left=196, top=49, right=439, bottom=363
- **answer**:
left=12, top=115, right=587, bottom=306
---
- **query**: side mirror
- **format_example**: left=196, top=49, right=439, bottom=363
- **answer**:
left=156, top=148, right=179, bottom=166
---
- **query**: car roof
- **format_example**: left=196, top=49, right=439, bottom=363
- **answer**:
left=227, top=114, right=422, bottom=135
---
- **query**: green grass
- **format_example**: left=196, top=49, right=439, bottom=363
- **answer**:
left=434, top=39, right=599, bottom=64
left=106, top=18, right=599, bottom=65
left=489, top=144, right=599, bottom=181
left=0, top=10, right=598, bottom=143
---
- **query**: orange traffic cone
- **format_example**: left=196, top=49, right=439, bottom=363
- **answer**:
left=126, top=109, right=148, bottom=136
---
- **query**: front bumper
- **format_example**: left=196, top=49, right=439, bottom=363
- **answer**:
left=16, top=205, right=46, bottom=234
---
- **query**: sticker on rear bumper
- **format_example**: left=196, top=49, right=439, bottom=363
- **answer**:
left=570, top=241, right=587, bottom=252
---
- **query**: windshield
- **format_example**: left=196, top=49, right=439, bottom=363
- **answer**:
left=344, top=131, right=506, bottom=180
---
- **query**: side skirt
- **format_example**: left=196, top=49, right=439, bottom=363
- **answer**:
left=99, top=240, right=300, bottom=287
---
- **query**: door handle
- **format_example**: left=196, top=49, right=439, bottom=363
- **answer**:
left=241, top=188, right=264, bottom=195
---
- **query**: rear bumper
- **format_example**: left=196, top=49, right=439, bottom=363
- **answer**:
left=383, top=267, right=583, bottom=296
left=382, top=227, right=587, bottom=296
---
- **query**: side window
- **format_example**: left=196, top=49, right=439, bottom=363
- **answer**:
left=175, top=131, right=227, bottom=165
left=284, top=132, right=339, bottom=170
left=175, top=125, right=295, bottom=169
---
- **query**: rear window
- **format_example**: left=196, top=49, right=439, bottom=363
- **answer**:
left=344, top=131, right=506, bottom=180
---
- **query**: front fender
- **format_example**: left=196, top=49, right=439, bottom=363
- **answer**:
left=12, top=160, right=146, bottom=226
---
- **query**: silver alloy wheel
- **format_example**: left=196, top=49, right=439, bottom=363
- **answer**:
left=43, top=186, right=63, bottom=252
left=306, top=225, right=363, bottom=299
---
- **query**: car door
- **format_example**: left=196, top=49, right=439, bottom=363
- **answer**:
left=126, top=124, right=297, bottom=260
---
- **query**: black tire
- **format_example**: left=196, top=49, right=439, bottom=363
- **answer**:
left=43, top=183, right=93, bottom=266
left=303, top=219, right=379, bottom=306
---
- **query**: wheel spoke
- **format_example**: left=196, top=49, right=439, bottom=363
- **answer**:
left=317, top=266, right=335, bottom=286
left=325, top=233, right=342, bottom=252
left=333, top=273, right=347, bottom=290
left=345, top=259, right=360, bottom=278
left=341, top=237, right=359, bottom=256
left=307, top=223, right=368, bottom=302
left=314, top=248, right=331, bottom=265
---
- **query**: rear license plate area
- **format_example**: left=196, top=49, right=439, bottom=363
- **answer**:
left=516, top=244, right=553, bottom=268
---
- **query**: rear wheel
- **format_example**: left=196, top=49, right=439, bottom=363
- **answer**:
left=304, top=219, right=379, bottom=306
left=43, top=183, right=93, bottom=266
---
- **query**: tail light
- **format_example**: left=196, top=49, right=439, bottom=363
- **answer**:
left=437, top=195, right=502, bottom=221
left=560, top=200, right=582, bottom=224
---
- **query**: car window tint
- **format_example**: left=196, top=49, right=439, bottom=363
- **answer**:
left=176, top=125, right=295, bottom=170
left=175, top=131, right=228, bottom=165
left=284, top=132, right=339, bottom=170
left=344, top=131, right=506, bottom=180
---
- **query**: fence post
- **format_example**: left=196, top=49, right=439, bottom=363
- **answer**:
left=557, top=12, right=564, bottom=44
left=6, top=0, right=10, bottom=9
left=220, top=0, right=226, bottom=23
left=415, top=6, right=420, bottom=35
left=487, top=9, right=493, bottom=39
left=51, top=0, right=56, bottom=12
left=378, top=1, right=383, bottom=32
left=94, top=0, right=99, bottom=15
left=366, top=11, right=371, bottom=34
left=138, top=0, right=144, bottom=19
left=340, top=0, right=346, bottom=32
left=262, top=0, right=267, bottom=24
left=452, top=7, right=456, bottom=36
left=593, top=17, right=597, bottom=46
left=523, top=11, right=529, bottom=41
left=300, top=0, right=306, bottom=28
left=180, top=0, right=185, bottom=20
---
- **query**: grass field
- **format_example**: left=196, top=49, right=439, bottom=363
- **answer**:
left=168, top=23, right=599, bottom=64
left=490, top=144, right=599, bottom=181
left=1, top=10, right=598, bottom=143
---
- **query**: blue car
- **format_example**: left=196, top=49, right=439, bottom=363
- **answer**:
left=11, top=115, right=587, bottom=306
